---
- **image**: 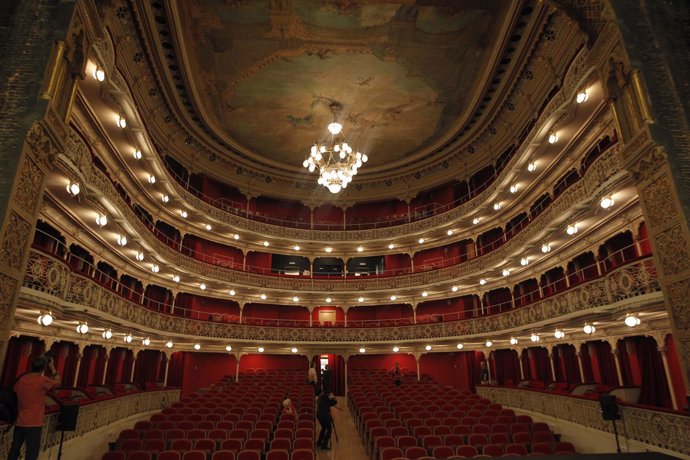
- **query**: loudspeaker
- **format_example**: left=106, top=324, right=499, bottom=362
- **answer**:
left=599, top=395, right=620, bottom=421
left=57, top=404, right=79, bottom=431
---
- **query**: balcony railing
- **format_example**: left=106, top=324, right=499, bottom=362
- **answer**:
left=476, top=386, right=690, bottom=456
left=22, top=250, right=661, bottom=343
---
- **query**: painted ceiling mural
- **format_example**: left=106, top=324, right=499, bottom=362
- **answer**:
left=176, top=0, right=510, bottom=169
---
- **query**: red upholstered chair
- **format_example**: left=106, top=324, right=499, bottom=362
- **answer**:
left=182, top=452, right=207, bottom=460
left=157, top=452, right=182, bottom=460
left=432, top=445, right=455, bottom=459
left=482, top=444, right=505, bottom=456
left=531, top=442, right=555, bottom=455
left=295, top=428, right=313, bottom=440
left=120, top=439, right=143, bottom=451
left=512, top=432, right=532, bottom=444
left=143, top=439, right=166, bottom=453
left=195, top=438, right=217, bottom=453
left=179, top=421, right=195, bottom=430
left=533, top=431, right=555, bottom=443
left=389, top=426, right=409, bottom=438
left=505, top=443, right=529, bottom=456
left=244, top=438, right=266, bottom=453
left=405, top=446, right=428, bottom=460
left=374, top=436, right=396, bottom=460
left=443, top=434, right=464, bottom=448
left=170, top=439, right=193, bottom=450
left=118, top=429, right=140, bottom=440
left=187, top=429, right=206, bottom=440
left=167, top=429, right=185, bottom=439
left=456, top=445, right=479, bottom=457
left=467, top=433, right=488, bottom=447
left=472, top=424, right=490, bottom=434
left=379, top=446, right=404, bottom=460
left=229, top=429, right=250, bottom=442
left=515, top=415, right=533, bottom=425
left=220, top=439, right=244, bottom=451
left=293, top=437, right=313, bottom=450
left=554, top=442, right=576, bottom=454
left=396, top=435, right=417, bottom=450
left=237, top=450, right=261, bottom=460
left=266, top=450, right=289, bottom=460
left=217, top=421, right=234, bottom=431
left=434, top=426, right=452, bottom=436
left=453, top=425, right=471, bottom=437
left=413, top=426, right=432, bottom=441
left=422, top=435, right=443, bottom=452
left=101, top=452, right=126, bottom=460
left=291, top=449, right=315, bottom=460
left=532, top=423, right=550, bottom=433
left=198, top=420, right=215, bottom=431
left=158, top=421, right=176, bottom=430
left=211, top=451, right=236, bottom=460
left=489, top=432, right=510, bottom=445
left=134, top=421, right=153, bottom=430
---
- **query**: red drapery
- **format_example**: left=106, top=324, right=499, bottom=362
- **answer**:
left=166, top=352, right=185, bottom=387
left=327, top=354, right=345, bottom=396
left=592, top=341, right=618, bottom=386
left=531, top=347, right=552, bottom=382
left=134, top=350, right=163, bottom=387
left=557, top=344, right=581, bottom=383
left=492, top=350, right=521, bottom=385
left=0, top=336, right=45, bottom=387
left=579, top=343, right=594, bottom=382
left=635, top=336, right=672, bottom=407
left=50, top=342, right=79, bottom=387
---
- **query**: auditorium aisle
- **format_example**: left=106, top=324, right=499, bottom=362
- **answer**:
left=317, top=397, right=368, bottom=460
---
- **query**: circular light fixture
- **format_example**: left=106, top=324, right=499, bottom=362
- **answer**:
left=291, top=347, right=298, bottom=353
left=229, top=289, right=236, bottom=296
left=76, top=322, right=89, bottom=334
left=520, top=257, right=529, bottom=266
left=510, top=184, right=518, bottom=194
left=225, top=345, right=232, bottom=352
left=161, top=195, right=169, bottom=204
left=357, top=246, right=364, bottom=252
left=142, top=337, right=151, bottom=346
left=388, top=243, right=395, bottom=250
left=493, top=203, right=501, bottom=211
left=479, top=279, right=487, bottom=286
left=472, top=217, right=480, bottom=225
left=527, top=161, right=537, bottom=172
left=93, top=66, right=105, bottom=81
left=292, top=296, right=299, bottom=302
left=151, top=264, right=159, bottom=273
left=172, top=274, right=180, bottom=283
left=485, top=340, right=493, bottom=348
left=180, top=210, right=188, bottom=218
left=451, top=286, right=458, bottom=292
left=263, top=241, right=270, bottom=247
left=327, top=122, right=342, bottom=135
left=325, top=247, right=332, bottom=253
left=502, top=269, right=510, bottom=277
left=117, top=234, right=128, bottom=246
left=166, top=341, right=174, bottom=348
left=96, top=213, right=108, bottom=227
left=566, top=223, right=578, bottom=236
left=260, top=293, right=266, bottom=300
left=194, top=343, right=201, bottom=350
left=510, top=337, right=518, bottom=345
left=583, top=323, right=596, bottom=335
left=359, top=347, right=366, bottom=353
left=421, top=291, right=428, bottom=297
left=200, top=283, right=206, bottom=290
left=147, top=174, right=156, bottom=184
left=447, top=229, right=454, bottom=236
left=392, top=346, right=400, bottom=352
left=548, top=132, right=558, bottom=144
left=135, top=251, right=144, bottom=261
left=541, top=243, right=552, bottom=253
left=530, top=333, right=540, bottom=342
left=456, top=343, right=464, bottom=350
left=124, top=333, right=132, bottom=343
left=358, top=297, right=364, bottom=303
left=325, top=297, right=332, bottom=303
left=600, top=196, right=615, bottom=209
left=102, top=329, right=113, bottom=340
left=133, top=149, right=142, bottom=160
left=418, top=238, right=425, bottom=244
left=234, top=234, right=240, bottom=240
left=554, top=329, right=565, bottom=339
left=390, top=295, right=397, bottom=301
left=576, top=91, right=588, bottom=104
left=425, top=345, right=432, bottom=351
left=205, top=224, right=212, bottom=231
left=116, top=115, right=127, bottom=128
left=258, top=347, right=265, bottom=353
left=624, top=314, right=641, bottom=327
left=293, top=245, right=300, bottom=251
left=66, top=181, right=80, bottom=197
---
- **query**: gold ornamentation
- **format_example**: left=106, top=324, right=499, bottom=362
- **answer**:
left=0, top=274, right=18, bottom=327
left=25, top=122, right=58, bottom=168
left=640, top=174, right=678, bottom=227
left=13, top=157, right=44, bottom=215
left=0, top=212, right=32, bottom=271
left=629, top=146, right=667, bottom=183
left=667, top=279, right=690, bottom=331
left=654, top=225, right=690, bottom=276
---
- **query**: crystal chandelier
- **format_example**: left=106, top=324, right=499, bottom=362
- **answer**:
left=303, top=103, right=368, bottom=193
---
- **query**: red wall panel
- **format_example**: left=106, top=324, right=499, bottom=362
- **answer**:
left=239, top=354, right=308, bottom=373
left=348, top=354, right=416, bottom=373
left=182, top=352, right=237, bottom=395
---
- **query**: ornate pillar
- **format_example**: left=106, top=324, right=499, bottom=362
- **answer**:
left=162, top=351, right=171, bottom=387
left=130, top=350, right=138, bottom=383
left=307, top=306, right=314, bottom=327
left=236, top=353, right=245, bottom=382
left=101, top=346, right=112, bottom=385
left=412, top=302, right=418, bottom=324
left=607, top=339, right=624, bottom=386
left=342, top=306, right=349, bottom=327
left=517, top=348, right=525, bottom=380
left=239, top=302, right=245, bottom=323
left=72, top=342, right=86, bottom=387
left=0, top=0, right=80, bottom=370
left=548, top=350, right=557, bottom=382
left=414, top=352, right=421, bottom=382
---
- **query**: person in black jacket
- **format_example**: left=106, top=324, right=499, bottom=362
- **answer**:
left=316, top=391, right=337, bottom=449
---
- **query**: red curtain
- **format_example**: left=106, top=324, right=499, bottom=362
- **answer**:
left=492, top=349, right=520, bottom=385
left=520, top=350, right=531, bottom=380
left=327, top=354, right=345, bottom=396
left=531, top=347, right=552, bottom=382
left=134, top=350, right=163, bottom=387
left=76, top=345, right=100, bottom=388
left=635, top=336, right=672, bottom=407
left=579, top=343, right=594, bottom=382
left=592, top=341, right=618, bottom=386
left=167, top=352, right=185, bottom=387
left=0, top=336, right=45, bottom=387
left=617, top=340, right=634, bottom=385
left=557, top=344, right=581, bottom=383
left=50, top=342, right=79, bottom=387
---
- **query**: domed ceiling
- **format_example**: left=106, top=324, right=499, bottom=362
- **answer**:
left=171, top=0, right=514, bottom=172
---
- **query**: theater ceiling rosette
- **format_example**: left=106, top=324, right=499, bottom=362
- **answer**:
left=144, top=0, right=519, bottom=198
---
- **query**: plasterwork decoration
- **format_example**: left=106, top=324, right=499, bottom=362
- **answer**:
left=477, top=387, right=690, bottom=456
left=13, top=157, right=44, bottom=215
left=640, top=174, right=679, bottom=228
left=0, top=212, right=33, bottom=272
left=64, top=130, right=94, bottom=178
left=22, top=250, right=661, bottom=343
left=629, top=146, right=668, bottom=184
left=25, top=122, right=59, bottom=169
left=666, top=279, right=690, bottom=331
left=654, top=225, right=690, bottom=277
left=0, top=274, right=18, bottom=327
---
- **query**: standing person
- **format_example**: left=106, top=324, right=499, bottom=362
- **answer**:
left=321, top=364, right=331, bottom=394
left=316, top=391, right=337, bottom=449
left=479, top=361, right=490, bottom=385
left=7, top=355, right=60, bottom=460
left=391, top=362, right=402, bottom=386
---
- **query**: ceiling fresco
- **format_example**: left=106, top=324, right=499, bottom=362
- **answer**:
left=175, top=0, right=511, bottom=169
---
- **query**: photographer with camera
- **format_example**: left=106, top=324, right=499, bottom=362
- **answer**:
left=316, top=391, right=337, bottom=449
left=7, top=354, right=60, bottom=460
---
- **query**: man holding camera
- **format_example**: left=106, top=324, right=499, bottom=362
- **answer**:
left=316, top=391, right=337, bottom=449
left=7, top=354, right=60, bottom=460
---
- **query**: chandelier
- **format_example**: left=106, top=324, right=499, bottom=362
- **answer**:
left=303, top=103, right=368, bottom=193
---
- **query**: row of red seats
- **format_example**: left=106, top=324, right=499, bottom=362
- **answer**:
left=103, top=448, right=315, bottom=460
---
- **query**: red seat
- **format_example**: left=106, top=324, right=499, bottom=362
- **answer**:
left=266, top=450, right=289, bottom=460
left=396, top=435, right=417, bottom=450
left=443, top=434, right=464, bottom=448
left=212, top=451, right=236, bottom=460
left=432, top=445, right=455, bottom=459
left=143, top=439, right=166, bottom=453
left=134, top=421, right=153, bottom=430
left=374, top=436, right=396, bottom=460
left=555, top=442, right=576, bottom=454
left=127, top=452, right=152, bottom=460
left=533, top=423, right=550, bottom=433
left=244, top=438, right=266, bottom=453
left=270, top=438, right=291, bottom=451
left=456, top=445, right=478, bottom=457
left=482, top=444, right=504, bottom=456
left=195, top=439, right=217, bottom=452
left=291, top=449, right=315, bottom=460
left=434, top=426, right=451, bottom=436
left=101, top=452, right=126, bottom=460
left=118, top=429, right=139, bottom=440
left=532, top=442, right=554, bottom=455
left=422, top=435, right=443, bottom=451
left=187, top=429, right=206, bottom=440
left=237, top=449, right=261, bottom=460
left=533, top=431, right=555, bottom=443
left=170, top=439, right=193, bottom=450
left=489, top=432, right=510, bottom=444
left=182, top=452, right=207, bottom=460
left=158, top=452, right=182, bottom=460
left=505, top=443, right=529, bottom=455
left=472, top=424, right=490, bottom=434
left=467, top=433, right=488, bottom=447
left=293, top=437, right=313, bottom=450
left=405, top=446, right=428, bottom=460
left=380, top=446, right=404, bottom=460
left=274, top=428, right=293, bottom=440
left=119, top=439, right=142, bottom=451
left=220, top=439, right=244, bottom=451
left=512, top=432, right=531, bottom=444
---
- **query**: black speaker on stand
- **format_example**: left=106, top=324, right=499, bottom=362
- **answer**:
left=599, top=395, right=621, bottom=453
left=56, top=404, right=79, bottom=460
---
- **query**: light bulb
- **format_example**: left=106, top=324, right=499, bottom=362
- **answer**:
left=180, top=210, right=188, bottom=218
left=66, top=181, right=80, bottom=196
left=502, top=269, right=510, bottom=277
left=263, top=241, right=269, bottom=247
left=124, top=333, right=132, bottom=343
left=566, top=224, right=578, bottom=236
left=205, top=224, right=212, bottom=231
left=456, top=343, right=464, bottom=350
left=583, top=323, right=596, bottom=335
left=554, top=329, right=565, bottom=339
left=194, top=343, right=201, bottom=350
left=390, top=295, right=397, bottom=301
left=325, top=247, right=332, bottom=253
left=425, top=345, right=432, bottom=351
left=133, top=150, right=142, bottom=160
left=479, top=279, right=486, bottom=286
left=292, top=296, right=299, bottom=302
left=117, top=234, right=128, bottom=246
left=472, top=218, right=480, bottom=225
left=548, top=132, right=558, bottom=144
left=200, top=283, right=206, bottom=290
left=520, top=257, right=529, bottom=266
left=135, top=251, right=144, bottom=261
left=541, top=243, right=551, bottom=253
left=166, top=341, right=174, bottom=348
left=143, top=337, right=150, bottom=346
left=96, top=213, right=108, bottom=227
left=37, top=312, right=53, bottom=326
left=93, top=66, right=105, bottom=81
left=359, top=347, right=366, bottom=353
left=147, top=174, right=156, bottom=184
left=393, top=346, right=399, bottom=352
left=510, top=337, right=518, bottom=345
left=325, top=297, right=332, bottom=303
left=102, top=329, right=113, bottom=340
left=527, top=161, right=536, bottom=172
left=358, top=297, right=364, bottom=303
left=624, top=314, right=641, bottom=327
left=328, top=122, right=342, bottom=134
left=388, top=244, right=395, bottom=249
left=493, top=203, right=501, bottom=211
left=229, top=290, right=236, bottom=296
left=421, top=291, right=428, bottom=297
left=357, top=246, right=364, bottom=252
left=510, top=184, right=518, bottom=194
left=260, top=294, right=266, bottom=300
left=447, top=229, right=454, bottom=236
left=294, top=245, right=300, bottom=251
left=485, top=340, right=493, bottom=348
left=225, top=345, right=232, bottom=352
left=600, top=196, right=615, bottom=209
left=530, top=333, right=540, bottom=342
left=258, top=347, right=265, bottom=353
left=172, top=274, right=180, bottom=283
left=576, top=91, right=588, bottom=103
left=234, top=234, right=240, bottom=240
left=151, top=264, right=159, bottom=273
left=117, top=115, right=127, bottom=128
left=161, top=194, right=169, bottom=203
left=418, top=238, right=425, bottom=244
left=291, top=347, right=298, bottom=353
left=451, top=286, right=458, bottom=292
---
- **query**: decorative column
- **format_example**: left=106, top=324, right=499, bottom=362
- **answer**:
left=414, top=353, right=421, bottom=382
left=343, top=353, right=349, bottom=396
left=308, top=306, right=314, bottom=327
left=651, top=332, right=678, bottom=410
left=573, top=342, right=586, bottom=383
left=342, top=306, right=349, bottom=327
left=412, top=302, right=418, bottom=324
left=548, top=350, right=557, bottom=382
left=72, top=342, right=85, bottom=388
left=517, top=348, right=526, bottom=380
left=236, top=353, right=245, bottom=383
left=130, top=350, right=138, bottom=383
left=101, top=346, right=112, bottom=385
left=239, top=302, right=245, bottom=323
left=163, top=351, right=171, bottom=387
left=607, top=339, right=624, bottom=386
